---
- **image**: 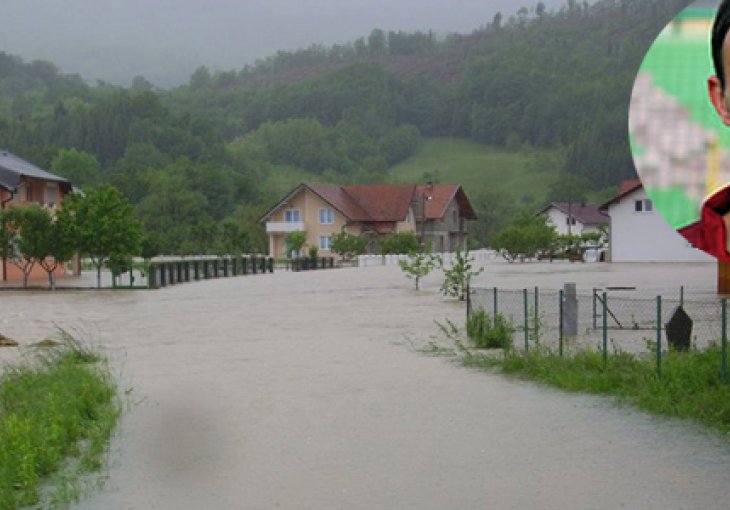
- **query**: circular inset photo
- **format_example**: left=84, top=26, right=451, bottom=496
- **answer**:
left=629, top=0, right=730, bottom=261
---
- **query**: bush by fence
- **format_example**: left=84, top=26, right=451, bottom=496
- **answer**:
left=468, top=285, right=729, bottom=380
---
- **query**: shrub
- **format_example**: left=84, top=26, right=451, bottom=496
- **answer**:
left=441, top=247, right=483, bottom=300
left=467, top=309, right=514, bottom=349
left=0, top=335, right=119, bottom=507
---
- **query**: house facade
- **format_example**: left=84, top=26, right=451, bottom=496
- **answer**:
left=539, top=202, right=609, bottom=236
left=600, top=180, right=712, bottom=263
left=260, top=183, right=477, bottom=259
left=0, top=151, right=74, bottom=282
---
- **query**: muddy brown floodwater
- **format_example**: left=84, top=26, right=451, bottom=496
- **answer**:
left=2, top=261, right=730, bottom=509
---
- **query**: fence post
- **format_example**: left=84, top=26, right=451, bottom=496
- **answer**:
left=680, top=286, right=684, bottom=308
left=466, top=282, right=471, bottom=319
left=534, top=286, right=539, bottom=345
left=148, top=263, right=157, bottom=289
left=493, top=287, right=498, bottom=318
left=592, top=288, right=597, bottom=330
left=722, top=298, right=728, bottom=384
left=523, top=288, right=529, bottom=352
left=559, top=289, right=564, bottom=357
left=602, top=291, right=607, bottom=368
left=656, top=295, right=662, bottom=379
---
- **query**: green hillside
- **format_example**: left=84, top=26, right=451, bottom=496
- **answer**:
left=388, top=137, right=563, bottom=207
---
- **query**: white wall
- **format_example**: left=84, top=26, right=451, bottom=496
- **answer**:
left=545, top=208, right=582, bottom=236
left=608, top=188, right=712, bottom=262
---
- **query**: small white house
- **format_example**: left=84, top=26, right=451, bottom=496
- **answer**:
left=600, top=180, right=712, bottom=262
left=539, top=202, right=608, bottom=236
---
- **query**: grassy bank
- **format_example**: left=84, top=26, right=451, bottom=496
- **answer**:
left=461, top=345, right=730, bottom=435
left=0, top=336, right=120, bottom=509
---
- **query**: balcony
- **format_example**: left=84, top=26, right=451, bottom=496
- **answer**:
left=266, top=221, right=306, bottom=234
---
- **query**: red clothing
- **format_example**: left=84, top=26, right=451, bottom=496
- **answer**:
left=678, top=184, right=730, bottom=261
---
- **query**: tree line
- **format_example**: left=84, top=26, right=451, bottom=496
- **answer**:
left=0, top=0, right=691, bottom=253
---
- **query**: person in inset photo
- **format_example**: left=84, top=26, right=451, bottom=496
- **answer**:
left=679, top=0, right=730, bottom=259
left=629, top=0, right=730, bottom=261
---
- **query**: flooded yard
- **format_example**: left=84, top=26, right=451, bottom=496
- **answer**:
left=1, top=260, right=729, bottom=509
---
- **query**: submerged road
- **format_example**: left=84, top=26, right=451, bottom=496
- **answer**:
left=1, top=261, right=728, bottom=509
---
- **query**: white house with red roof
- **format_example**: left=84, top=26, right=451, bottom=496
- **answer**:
left=259, top=182, right=477, bottom=258
left=600, top=180, right=712, bottom=262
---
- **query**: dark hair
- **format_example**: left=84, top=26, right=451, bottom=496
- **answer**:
left=712, top=0, right=730, bottom=89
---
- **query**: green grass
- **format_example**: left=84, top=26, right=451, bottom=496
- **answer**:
left=0, top=333, right=120, bottom=509
left=258, top=137, right=565, bottom=209
left=388, top=137, right=563, bottom=205
left=461, top=345, right=730, bottom=435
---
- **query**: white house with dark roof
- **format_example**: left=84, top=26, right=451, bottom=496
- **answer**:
left=600, top=180, right=712, bottom=262
left=539, top=202, right=609, bottom=236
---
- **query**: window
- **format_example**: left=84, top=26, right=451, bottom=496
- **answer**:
left=319, top=235, right=332, bottom=251
left=319, top=208, right=334, bottom=224
left=284, top=209, right=301, bottom=222
left=27, top=182, right=44, bottom=203
left=566, top=217, right=576, bottom=225
left=634, top=199, right=653, bottom=213
left=46, top=185, right=57, bottom=206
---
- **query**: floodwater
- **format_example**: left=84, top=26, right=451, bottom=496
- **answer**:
left=2, top=261, right=729, bottom=509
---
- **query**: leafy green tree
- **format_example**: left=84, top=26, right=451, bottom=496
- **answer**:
left=38, top=207, right=76, bottom=289
left=492, top=212, right=557, bottom=263
left=546, top=173, right=590, bottom=204
left=440, top=247, right=483, bottom=300
left=285, top=231, right=307, bottom=258
left=399, top=251, right=440, bottom=290
left=217, top=218, right=251, bottom=255
left=331, top=232, right=369, bottom=261
left=63, top=185, right=143, bottom=288
left=140, top=232, right=162, bottom=261
left=51, top=148, right=101, bottom=189
left=1, top=206, right=52, bottom=288
left=378, top=232, right=419, bottom=255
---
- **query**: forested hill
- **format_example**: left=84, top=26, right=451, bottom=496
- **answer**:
left=0, top=0, right=691, bottom=253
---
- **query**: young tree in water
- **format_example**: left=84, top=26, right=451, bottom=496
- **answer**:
left=38, top=206, right=76, bottom=290
left=440, top=247, right=483, bottom=301
left=64, top=185, right=143, bottom=288
left=399, top=251, right=441, bottom=290
left=1, top=206, right=50, bottom=288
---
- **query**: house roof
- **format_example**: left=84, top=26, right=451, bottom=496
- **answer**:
left=306, top=183, right=374, bottom=221
left=539, top=202, right=609, bottom=225
left=341, top=184, right=415, bottom=221
left=600, top=179, right=644, bottom=210
left=260, top=182, right=477, bottom=223
left=415, top=184, right=478, bottom=220
left=0, top=150, right=71, bottom=192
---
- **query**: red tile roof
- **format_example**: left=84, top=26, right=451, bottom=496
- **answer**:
left=620, top=179, right=642, bottom=194
left=260, top=182, right=477, bottom=223
left=416, top=184, right=477, bottom=220
left=600, top=179, right=644, bottom=209
left=306, top=183, right=373, bottom=220
left=342, top=185, right=415, bottom=221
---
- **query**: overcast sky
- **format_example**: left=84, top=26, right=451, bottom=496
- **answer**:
left=0, top=0, right=568, bottom=88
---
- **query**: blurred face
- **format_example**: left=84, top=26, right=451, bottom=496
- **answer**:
left=709, top=31, right=730, bottom=127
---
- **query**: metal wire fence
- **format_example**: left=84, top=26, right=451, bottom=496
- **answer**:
left=469, top=286, right=725, bottom=355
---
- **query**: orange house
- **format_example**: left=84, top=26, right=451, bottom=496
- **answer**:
left=259, top=182, right=477, bottom=259
left=0, top=151, right=74, bottom=282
